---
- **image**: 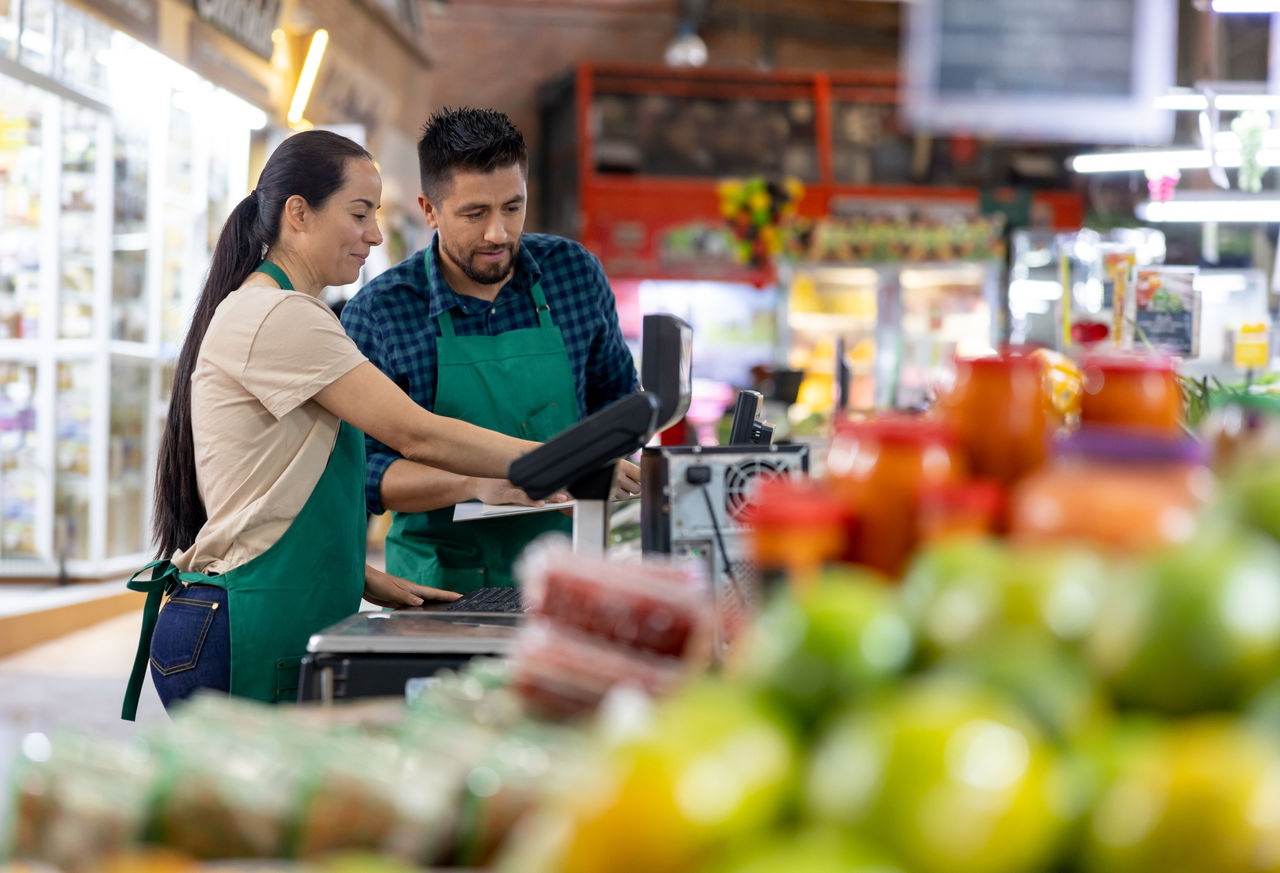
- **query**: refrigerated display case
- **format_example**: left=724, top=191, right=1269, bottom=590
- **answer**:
left=780, top=261, right=1003, bottom=413
left=0, top=4, right=259, bottom=578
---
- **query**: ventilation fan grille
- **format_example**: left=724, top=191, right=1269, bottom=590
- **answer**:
left=723, top=457, right=789, bottom=521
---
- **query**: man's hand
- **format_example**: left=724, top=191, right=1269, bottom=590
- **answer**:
left=473, top=477, right=570, bottom=506
left=612, top=458, right=641, bottom=501
left=363, top=563, right=460, bottom=608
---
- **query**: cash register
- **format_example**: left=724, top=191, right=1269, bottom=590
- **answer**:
left=297, top=314, right=693, bottom=702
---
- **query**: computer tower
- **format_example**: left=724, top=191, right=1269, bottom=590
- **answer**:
left=640, top=443, right=809, bottom=649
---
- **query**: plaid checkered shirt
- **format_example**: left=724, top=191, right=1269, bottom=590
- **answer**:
left=340, top=233, right=640, bottom=514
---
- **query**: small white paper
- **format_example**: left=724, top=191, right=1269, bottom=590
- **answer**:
left=452, top=500, right=577, bottom=522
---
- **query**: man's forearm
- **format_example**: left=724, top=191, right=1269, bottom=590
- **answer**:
left=379, top=458, right=477, bottom=513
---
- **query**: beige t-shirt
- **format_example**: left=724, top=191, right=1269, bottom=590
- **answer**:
left=172, top=281, right=368, bottom=574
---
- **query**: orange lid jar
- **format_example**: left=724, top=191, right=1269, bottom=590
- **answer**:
left=1080, top=354, right=1182, bottom=435
left=746, top=477, right=848, bottom=583
left=826, top=417, right=964, bottom=579
left=947, top=352, right=1052, bottom=487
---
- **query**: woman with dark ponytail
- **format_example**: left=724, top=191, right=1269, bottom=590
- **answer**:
left=123, top=130, right=550, bottom=718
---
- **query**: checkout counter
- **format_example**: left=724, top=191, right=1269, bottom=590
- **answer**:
left=297, top=315, right=693, bottom=702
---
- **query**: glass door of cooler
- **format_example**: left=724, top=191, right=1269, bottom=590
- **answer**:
left=781, top=266, right=880, bottom=413
left=889, top=262, right=1003, bottom=409
left=57, top=101, right=109, bottom=341
left=0, top=76, right=48, bottom=343
left=53, top=358, right=94, bottom=565
left=0, top=361, right=46, bottom=565
left=108, top=355, right=150, bottom=557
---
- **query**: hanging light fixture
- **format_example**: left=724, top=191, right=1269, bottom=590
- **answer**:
left=665, top=20, right=707, bottom=66
left=1210, top=0, right=1280, bottom=12
left=288, top=29, right=328, bottom=126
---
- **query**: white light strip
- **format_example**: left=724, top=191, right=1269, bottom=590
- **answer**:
left=1071, top=147, right=1280, bottom=174
left=1154, top=90, right=1280, bottom=111
left=1211, top=0, right=1280, bottom=11
left=287, top=29, right=328, bottom=126
left=1071, top=150, right=1218, bottom=173
left=1138, top=199, right=1280, bottom=223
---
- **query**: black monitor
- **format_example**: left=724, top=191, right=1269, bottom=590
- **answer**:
left=508, top=392, right=660, bottom=500
left=727, top=389, right=774, bottom=446
left=641, top=313, right=693, bottom=432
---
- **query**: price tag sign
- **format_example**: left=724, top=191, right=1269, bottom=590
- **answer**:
left=1235, top=323, right=1270, bottom=370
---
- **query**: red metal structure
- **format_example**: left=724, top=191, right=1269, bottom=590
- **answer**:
left=539, top=64, right=1084, bottom=286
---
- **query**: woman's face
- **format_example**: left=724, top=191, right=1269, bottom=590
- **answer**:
left=307, top=157, right=384, bottom=287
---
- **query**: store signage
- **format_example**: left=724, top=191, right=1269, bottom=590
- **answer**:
left=187, top=19, right=271, bottom=109
left=904, top=0, right=1177, bottom=144
left=190, top=0, right=280, bottom=60
left=1235, top=323, right=1269, bottom=370
left=78, top=0, right=159, bottom=45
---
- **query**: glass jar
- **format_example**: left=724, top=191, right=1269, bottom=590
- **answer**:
left=1009, top=428, right=1215, bottom=553
left=917, top=480, right=1005, bottom=543
left=826, top=417, right=964, bottom=578
left=1080, top=354, right=1182, bottom=435
left=746, top=477, right=848, bottom=586
left=947, top=352, right=1052, bottom=487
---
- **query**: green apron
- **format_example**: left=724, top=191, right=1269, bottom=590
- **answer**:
left=122, top=261, right=366, bottom=719
left=385, top=269, right=578, bottom=592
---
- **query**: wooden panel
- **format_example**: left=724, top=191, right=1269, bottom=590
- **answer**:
left=0, top=590, right=146, bottom=659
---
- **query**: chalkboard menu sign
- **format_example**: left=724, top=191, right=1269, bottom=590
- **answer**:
left=903, top=0, right=1177, bottom=144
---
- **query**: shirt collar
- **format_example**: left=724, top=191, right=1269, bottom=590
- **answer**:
left=424, top=235, right=544, bottom=321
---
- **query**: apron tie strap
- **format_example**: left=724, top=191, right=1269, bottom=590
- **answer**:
left=121, top=560, right=205, bottom=721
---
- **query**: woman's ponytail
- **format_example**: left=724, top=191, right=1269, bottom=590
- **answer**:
left=151, top=130, right=373, bottom=560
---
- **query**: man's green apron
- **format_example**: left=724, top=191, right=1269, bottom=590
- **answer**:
left=386, top=268, right=578, bottom=593
left=122, top=261, right=365, bottom=719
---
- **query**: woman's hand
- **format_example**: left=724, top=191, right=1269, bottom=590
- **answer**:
left=362, top=563, right=460, bottom=608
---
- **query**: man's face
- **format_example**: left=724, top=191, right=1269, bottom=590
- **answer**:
left=420, top=163, right=527, bottom=291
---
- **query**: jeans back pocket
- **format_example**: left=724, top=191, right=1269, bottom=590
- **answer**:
left=150, top=594, right=219, bottom=676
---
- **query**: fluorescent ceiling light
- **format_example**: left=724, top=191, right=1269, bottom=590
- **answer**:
left=1070, top=146, right=1280, bottom=174
left=288, top=29, right=328, bottom=126
left=1211, top=0, right=1280, bottom=11
left=1137, top=198, right=1280, bottom=223
left=1156, top=93, right=1280, bottom=111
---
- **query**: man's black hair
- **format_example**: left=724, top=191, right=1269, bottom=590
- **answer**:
left=418, top=106, right=528, bottom=201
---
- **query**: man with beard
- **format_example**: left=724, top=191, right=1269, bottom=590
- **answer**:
left=341, top=107, right=641, bottom=593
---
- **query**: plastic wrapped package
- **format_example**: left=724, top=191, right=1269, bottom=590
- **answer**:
left=449, top=720, right=586, bottom=869
left=510, top=621, right=692, bottom=720
left=404, top=657, right=524, bottom=730
left=5, top=732, right=157, bottom=871
left=516, top=538, right=714, bottom=661
left=290, top=731, right=457, bottom=865
left=147, top=707, right=308, bottom=859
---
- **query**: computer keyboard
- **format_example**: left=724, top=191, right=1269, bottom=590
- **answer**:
left=440, top=586, right=524, bottom=613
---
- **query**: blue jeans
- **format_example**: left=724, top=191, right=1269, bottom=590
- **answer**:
left=149, top=584, right=231, bottom=710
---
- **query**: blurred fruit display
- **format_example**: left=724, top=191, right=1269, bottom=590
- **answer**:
left=15, top=370, right=1280, bottom=873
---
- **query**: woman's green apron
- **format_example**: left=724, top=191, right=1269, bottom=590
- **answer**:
left=385, top=260, right=578, bottom=593
left=122, top=261, right=366, bottom=719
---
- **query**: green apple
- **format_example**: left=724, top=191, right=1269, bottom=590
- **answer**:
left=929, top=631, right=1110, bottom=743
left=542, top=679, right=799, bottom=873
left=1087, top=525, right=1280, bottom=714
left=1224, top=458, right=1280, bottom=543
left=805, top=675, right=1073, bottom=873
left=903, top=539, right=1109, bottom=662
left=1082, top=718, right=1280, bottom=873
left=735, top=568, right=913, bottom=731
